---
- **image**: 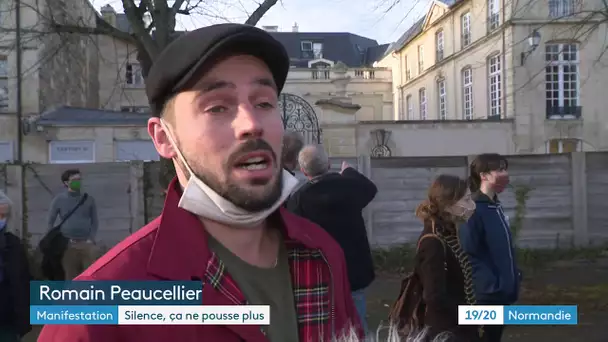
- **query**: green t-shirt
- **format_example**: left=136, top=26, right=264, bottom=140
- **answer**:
left=207, top=234, right=300, bottom=342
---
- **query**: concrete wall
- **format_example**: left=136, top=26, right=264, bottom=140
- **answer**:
left=1, top=152, right=604, bottom=250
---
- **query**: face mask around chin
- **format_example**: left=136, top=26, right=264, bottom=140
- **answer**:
left=159, top=119, right=299, bottom=226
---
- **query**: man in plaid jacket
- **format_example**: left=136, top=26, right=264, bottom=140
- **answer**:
left=39, top=23, right=362, bottom=342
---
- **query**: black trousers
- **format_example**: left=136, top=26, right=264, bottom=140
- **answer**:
left=483, top=325, right=505, bottom=342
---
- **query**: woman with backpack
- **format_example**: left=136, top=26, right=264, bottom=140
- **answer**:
left=390, top=175, right=482, bottom=342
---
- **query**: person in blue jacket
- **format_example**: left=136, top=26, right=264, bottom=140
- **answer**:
left=459, top=153, right=521, bottom=342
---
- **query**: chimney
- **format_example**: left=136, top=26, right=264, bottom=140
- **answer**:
left=262, top=25, right=279, bottom=32
left=292, top=22, right=299, bottom=32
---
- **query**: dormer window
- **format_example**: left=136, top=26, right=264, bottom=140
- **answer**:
left=301, top=41, right=323, bottom=59
left=312, top=42, right=323, bottom=59
left=301, top=41, right=312, bottom=51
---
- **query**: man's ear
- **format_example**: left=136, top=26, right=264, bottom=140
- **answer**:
left=300, top=167, right=309, bottom=178
left=148, top=117, right=177, bottom=159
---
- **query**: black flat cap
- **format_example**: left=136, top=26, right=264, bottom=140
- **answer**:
left=145, top=23, right=290, bottom=116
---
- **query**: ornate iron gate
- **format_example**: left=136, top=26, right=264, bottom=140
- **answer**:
left=278, top=93, right=321, bottom=144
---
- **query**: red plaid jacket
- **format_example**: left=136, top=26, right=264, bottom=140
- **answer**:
left=39, top=178, right=362, bottom=342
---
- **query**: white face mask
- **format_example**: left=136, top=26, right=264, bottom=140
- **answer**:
left=160, top=120, right=298, bottom=227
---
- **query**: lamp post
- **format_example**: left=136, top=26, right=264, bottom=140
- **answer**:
left=520, top=30, right=541, bottom=66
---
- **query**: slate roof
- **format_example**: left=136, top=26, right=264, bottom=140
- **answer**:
left=267, top=32, right=386, bottom=67
left=35, top=106, right=149, bottom=126
left=111, top=12, right=387, bottom=67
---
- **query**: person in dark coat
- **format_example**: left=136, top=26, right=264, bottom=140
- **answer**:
left=0, top=190, right=32, bottom=341
left=460, top=154, right=521, bottom=342
left=286, top=144, right=377, bottom=335
left=414, top=175, right=482, bottom=342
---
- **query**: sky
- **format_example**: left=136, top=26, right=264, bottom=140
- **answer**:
left=92, top=0, right=432, bottom=44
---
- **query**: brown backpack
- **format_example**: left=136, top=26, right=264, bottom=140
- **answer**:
left=388, top=233, right=446, bottom=336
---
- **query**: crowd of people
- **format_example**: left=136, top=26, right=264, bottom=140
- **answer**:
left=0, top=23, right=521, bottom=342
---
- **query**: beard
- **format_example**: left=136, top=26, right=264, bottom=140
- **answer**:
left=178, top=138, right=283, bottom=212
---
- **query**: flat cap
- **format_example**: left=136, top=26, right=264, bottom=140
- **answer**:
left=145, top=23, right=290, bottom=116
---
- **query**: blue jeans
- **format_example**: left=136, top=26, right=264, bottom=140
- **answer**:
left=351, top=289, right=368, bottom=335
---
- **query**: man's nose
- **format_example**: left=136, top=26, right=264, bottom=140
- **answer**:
left=233, top=103, right=263, bottom=140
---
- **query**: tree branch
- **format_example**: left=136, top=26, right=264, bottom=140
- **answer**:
left=51, top=16, right=136, bottom=44
left=244, top=0, right=279, bottom=25
left=122, top=0, right=160, bottom=58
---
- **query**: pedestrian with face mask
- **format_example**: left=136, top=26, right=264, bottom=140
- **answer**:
left=0, top=190, right=32, bottom=341
left=45, top=169, right=99, bottom=280
left=411, top=175, right=481, bottom=342
left=459, top=154, right=521, bottom=342
left=38, top=23, right=361, bottom=342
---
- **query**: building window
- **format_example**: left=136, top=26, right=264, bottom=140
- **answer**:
left=301, top=41, right=312, bottom=59
left=400, top=88, right=406, bottom=119
left=488, top=0, right=500, bottom=31
left=437, top=79, right=447, bottom=120
left=549, top=0, right=576, bottom=18
left=48, top=140, right=95, bottom=164
left=545, top=43, right=580, bottom=119
left=461, top=12, right=471, bottom=47
left=312, top=42, right=323, bottom=59
left=0, top=56, right=7, bottom=109
left=488, top=54, right=502, bottom=118
left=301, top=41, right=323, bottom=59
left=406, top=95, right=413, bottom=120
left=547, top=138, right=580, bottom=153
left=125, top=63, right=144, bottom=86
left=0, top=141, right=13, bottom=162
left=419, top=88, right=427, bottom=120
left=405, top=55, right=411, bottom=80
left=436, top=30, right=444, bottom=62
left=121, top=106, right=149, bottom=113
left=418, top=45, right=425, bottom=73
left=462, top=67, right=473, bottom=119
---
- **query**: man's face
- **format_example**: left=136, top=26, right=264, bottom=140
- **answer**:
left=149, top=55, right=284, bottom=212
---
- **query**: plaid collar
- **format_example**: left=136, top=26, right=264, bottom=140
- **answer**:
left=205, top=238, right=334, bottom=341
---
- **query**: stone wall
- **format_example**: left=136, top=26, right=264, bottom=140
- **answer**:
left=0, top=152, right=605, bottom=251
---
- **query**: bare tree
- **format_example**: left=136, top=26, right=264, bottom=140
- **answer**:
left=45, top=0, right=280, bottom=187
left=53, top=0, right=279, bottom=76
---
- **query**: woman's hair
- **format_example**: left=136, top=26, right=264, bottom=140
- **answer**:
left=415, top=174, right=468, bottom=224
left=468, top=153, right=508, bottom=193
left=332, top=324, right=452, bottom=342
left=0, top=189, right=13, bottom=221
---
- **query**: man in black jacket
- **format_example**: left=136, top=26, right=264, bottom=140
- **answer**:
left=0, top=190, right=31, bottom=341
left=286, top=144, right=377, bottom=334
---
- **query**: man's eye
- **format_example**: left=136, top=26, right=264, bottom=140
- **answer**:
left=207, top=106, right=228, bottom=113
left=256, top=102, right=275, bottom=109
